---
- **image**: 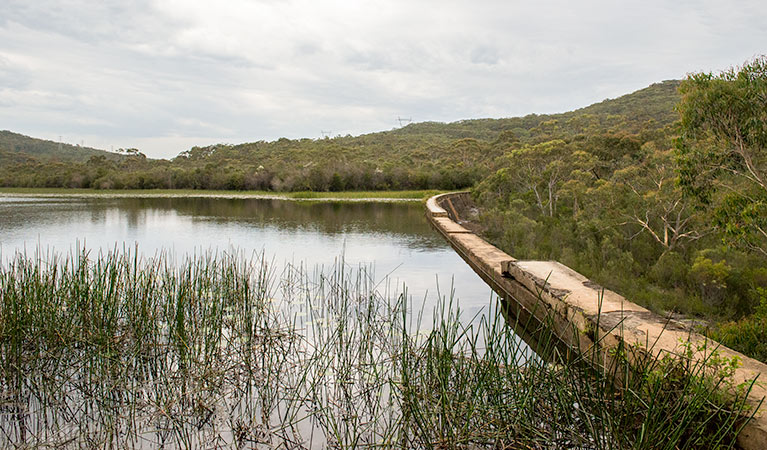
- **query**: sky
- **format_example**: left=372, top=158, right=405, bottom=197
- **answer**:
left=1, top=1, right=765, bottom=159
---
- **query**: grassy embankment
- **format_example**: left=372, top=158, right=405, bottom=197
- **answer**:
left=0, top=248, right=755, bottom=448
left=0, top=187, right=442, bottom=201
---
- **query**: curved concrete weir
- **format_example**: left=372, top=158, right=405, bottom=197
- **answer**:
left=426, top=191, right=767, bottom=449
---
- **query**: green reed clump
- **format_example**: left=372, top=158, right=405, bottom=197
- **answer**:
left=0, top=248, right=757, bottom=449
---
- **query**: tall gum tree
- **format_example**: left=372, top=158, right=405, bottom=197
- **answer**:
left=613, top=146, right=707, bottom=253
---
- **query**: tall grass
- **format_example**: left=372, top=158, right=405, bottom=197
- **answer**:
left=0, top=248, right=756, bottom=448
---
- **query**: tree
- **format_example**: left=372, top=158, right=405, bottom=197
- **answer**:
left=503, top=140, right=569, bottom=217
left=476, top=140, right=595, bottom=218
left=613, top=146, right=706, bottom=253
left=676, top=56, right=767, bottom=255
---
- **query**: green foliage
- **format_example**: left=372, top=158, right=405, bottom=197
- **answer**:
left=689, top=254, right=732, bottom=306
left=650, top=251, right=689, bottom=289
left=469, top=60, right=767, bottom=364
left=712, top=290, right=767, bottom=363
left=714, top=192, right=767, bottom=255
left=473, top=105, right=767, bottom=361
left=676, top=55, right=767, bottom=255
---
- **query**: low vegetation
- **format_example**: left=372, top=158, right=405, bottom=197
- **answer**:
left=0, top=249, right=755, bottom=448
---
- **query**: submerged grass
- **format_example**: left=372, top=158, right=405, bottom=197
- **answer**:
left=0, top=248, right=756, bottom=448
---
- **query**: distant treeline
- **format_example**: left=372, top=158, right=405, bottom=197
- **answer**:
left=0, top=145, right=486, bottom=192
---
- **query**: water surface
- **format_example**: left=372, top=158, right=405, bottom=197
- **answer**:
left=0, top=194, right=533, bottom=448
left=0, top=195, right=496, bottom=323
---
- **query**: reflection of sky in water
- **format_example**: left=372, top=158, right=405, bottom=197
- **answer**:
left=0, top=196, right=498, bottom=331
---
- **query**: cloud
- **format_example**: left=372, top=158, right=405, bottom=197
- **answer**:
left=0, top=0, right=766, bottom=159
left=470, top=46, right=500, bottom=66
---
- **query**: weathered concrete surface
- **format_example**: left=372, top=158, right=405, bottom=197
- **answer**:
left=431, top=217, right=473, bottom=234
left=426, top=192, right=767, bottom=450
left=425, top=195, right=448, bottom=217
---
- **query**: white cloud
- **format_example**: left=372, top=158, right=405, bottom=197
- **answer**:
left=1, top=0, right=766, bottom=159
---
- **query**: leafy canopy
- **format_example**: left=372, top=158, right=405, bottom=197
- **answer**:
left=676, top=56, right=767, bottom=255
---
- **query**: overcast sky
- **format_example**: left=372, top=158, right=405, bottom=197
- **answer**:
left=1, top=0, right=765, bottom=159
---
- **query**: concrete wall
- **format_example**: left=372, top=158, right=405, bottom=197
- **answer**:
left=426, top=192, right=767, bottom=449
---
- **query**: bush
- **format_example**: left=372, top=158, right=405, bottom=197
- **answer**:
left=711, top=291, right=767, bottom=362
left=689, top=255, right=731, bottom=306
left=650, top=251, right=689, bottom=289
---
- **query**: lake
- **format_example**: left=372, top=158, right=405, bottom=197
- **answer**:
left=0, top=194, right=534, bottom=448
left=0, top=195, right=496, bottom=324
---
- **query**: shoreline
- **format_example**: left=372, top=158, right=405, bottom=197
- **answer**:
left=0, top=188, right=441, bottom=203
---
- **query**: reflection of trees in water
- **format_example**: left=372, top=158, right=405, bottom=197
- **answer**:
left=2, top=197, right=447, bottom=251
left=87, top=204, right=108, bottom=224
left=121, top=198, right=436, bottom=235
left=0, top=199, right=108, bottom=230
left=1, top=198, right=147, bottom=230
left=107, top=199, right=146, bottom=229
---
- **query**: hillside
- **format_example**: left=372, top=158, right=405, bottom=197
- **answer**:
left=0, top=80, right=680, bottom=191
left=383, top=79, right=680, bottom=142
left=0, top=130, right=123, bottom=163
left=165, top=80, right=681, bottom=191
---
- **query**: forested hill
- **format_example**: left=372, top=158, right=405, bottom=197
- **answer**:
left=179, top=79, right=680, bottom=160
left=0, top=79, right=680, bottom=190
left=166, top=80, right=680, bottom=191
left=383, top=79, right=681, bottom=142
left=0, top=130, right=123, bottom=163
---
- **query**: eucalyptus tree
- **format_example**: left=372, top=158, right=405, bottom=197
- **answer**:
left=676, top=56, right=767, bottom=255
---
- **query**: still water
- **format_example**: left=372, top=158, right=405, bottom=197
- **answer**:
left=0, top=195, right=497, bottom=323
left=0, top=194, right=531, bottom=448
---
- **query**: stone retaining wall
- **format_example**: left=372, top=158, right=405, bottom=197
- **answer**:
left=426, top=191, right=767, bottom=449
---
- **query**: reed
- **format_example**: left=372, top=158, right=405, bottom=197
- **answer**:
left=0, top=248, right=755, bottom=448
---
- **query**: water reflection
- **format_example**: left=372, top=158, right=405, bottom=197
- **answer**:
left=0, top=197, right=445, bottom=249
left=0, top=196, right=492, bottom=325
left=0, top=194, right=533, bottom=448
